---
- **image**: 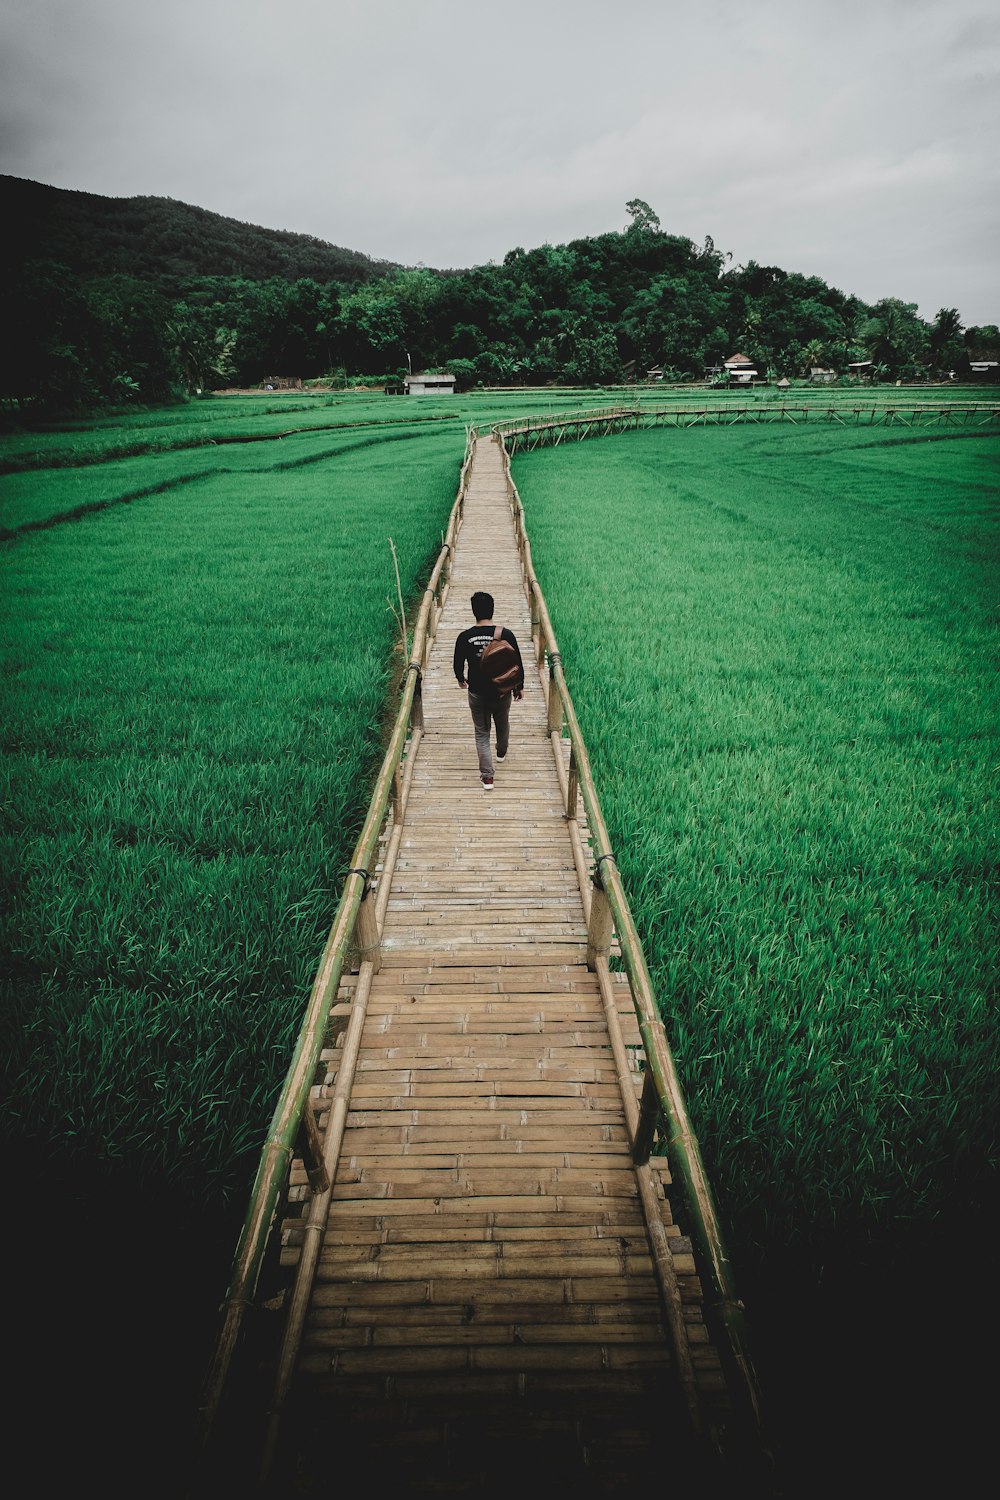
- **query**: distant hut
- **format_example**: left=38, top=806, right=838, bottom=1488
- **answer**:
left=405, top=371, right=456, bottom=396
left=261, top=376, right=303, bottom=391
left=723, top=352, right=760, bottom=385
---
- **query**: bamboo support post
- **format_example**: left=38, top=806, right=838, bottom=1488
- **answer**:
left=632, top=1067, right=659, bottom=1166
left=546, top=659, right=563, bottom=735
left=410, top=668, right=424, bottom=730
left=566, top=745, right=579, bottom=821
left=635, top=1160, right=702, bottom=1436
left=543, top=703, right=592, bottom=918
left=377, top=729, right=422, bottom=931
left=586, top=872, right=614, bottom=971
left=354, top=882, right=381, bottom=972
left=295, top=1108, right=330, bottom=1194
left=593, top=954, right=638, bottom=1141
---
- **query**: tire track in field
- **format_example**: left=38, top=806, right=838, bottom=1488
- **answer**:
left=0, top=428, right=455, bottom=543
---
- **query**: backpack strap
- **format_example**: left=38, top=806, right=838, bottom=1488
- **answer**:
left=493, top=625, right=503, bottom=640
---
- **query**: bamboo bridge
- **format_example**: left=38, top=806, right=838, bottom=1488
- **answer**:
left=197, top=434, right=767, bottom=1496
left=491, top=400, right=1000, bottom=453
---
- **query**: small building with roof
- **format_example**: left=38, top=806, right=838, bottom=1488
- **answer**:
left=723, top=352, right=761, bottom=385
left=405, top=371, right=456, bottom=396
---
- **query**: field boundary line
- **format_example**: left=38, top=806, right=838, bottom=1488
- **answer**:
left=0, top=409, right=464, bottom=479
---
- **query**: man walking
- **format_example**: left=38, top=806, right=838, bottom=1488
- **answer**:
left=454, top=591, right=524, bottom=790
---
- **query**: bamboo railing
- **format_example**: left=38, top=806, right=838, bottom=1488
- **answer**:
left=487, top=401, right=1000, bottom=452
left=494, top=432, right=764, bottom=1434
left=197, top=429, right=477, bottom=1446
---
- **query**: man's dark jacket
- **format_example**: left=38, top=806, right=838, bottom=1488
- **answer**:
left=454, top=624, right=525, bottom=698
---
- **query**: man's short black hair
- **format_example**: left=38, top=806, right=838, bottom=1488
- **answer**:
left=471, top=591, right=494, bottom=619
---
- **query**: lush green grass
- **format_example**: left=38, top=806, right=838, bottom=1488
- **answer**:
left=515, top=423, right=999, bottom=1275
left=3, top=400, right=995, bottom=1493
left=515, top=420, right=998, bottom=1489
left=0, top=422, right=466, bottom=534
left=0, top=388, right=612, bottom=474
left=4, top=382, right=990, bottom=478
left=1, top=426, right=459, bottom=1200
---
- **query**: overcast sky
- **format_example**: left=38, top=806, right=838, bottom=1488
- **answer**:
left=1, top=0, right=997, bottom=323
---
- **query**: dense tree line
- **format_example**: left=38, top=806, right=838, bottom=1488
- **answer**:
left=2, top=180, right=997, bottom=415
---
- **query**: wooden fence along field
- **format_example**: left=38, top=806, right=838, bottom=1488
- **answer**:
left=197, top=430, right=769, bottom=1494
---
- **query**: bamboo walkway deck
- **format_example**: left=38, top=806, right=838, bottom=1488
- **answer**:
left=262, top=441, right=735, bottom=1494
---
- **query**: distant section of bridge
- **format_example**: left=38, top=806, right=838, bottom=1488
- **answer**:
left=199, top=436, right=766, bottom=1496
left=490, top=401, right=1000, bottom=453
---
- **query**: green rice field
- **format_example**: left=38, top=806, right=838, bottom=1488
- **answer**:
left=2, top=389, right=997, bottom=1495
left=514, top=417, right=998, bottom=1488
left=515, top=422, right=998, bottom=1267
left=1, top=416, right=461, bottom=1200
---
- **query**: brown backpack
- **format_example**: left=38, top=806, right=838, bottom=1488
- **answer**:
left=479, top=625, right=520, bottom=696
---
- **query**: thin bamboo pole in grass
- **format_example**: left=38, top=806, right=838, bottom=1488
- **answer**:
left=495, top=434, right=764, bottom=1438
left=197, top=433, right=475, bottom=1447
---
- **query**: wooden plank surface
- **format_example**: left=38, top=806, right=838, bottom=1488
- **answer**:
left=277, top=438, right=727, bottom=1491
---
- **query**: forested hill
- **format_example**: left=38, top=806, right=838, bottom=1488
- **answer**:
left=4, top=180, right=997, bottom=415
left=2, top=175, right=396, bottom=283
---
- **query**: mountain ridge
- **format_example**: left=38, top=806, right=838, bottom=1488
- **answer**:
left=1, top=173, right=400, bottom=284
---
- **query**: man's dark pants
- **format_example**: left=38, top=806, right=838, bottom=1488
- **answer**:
left=468, top=690, right=511, bottom=777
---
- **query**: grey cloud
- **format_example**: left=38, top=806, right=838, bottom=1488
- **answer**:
left=0, top=0, right=996, bottom=321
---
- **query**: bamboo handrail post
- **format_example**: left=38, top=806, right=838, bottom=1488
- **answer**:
left=632, top=1067, right=659, bottom=1166
left=391, top=763, right=403, bottom=826
left=532, top=588, right=545, bottom=672
left=634, top=1161, right=702, bottom=1437
left=354, top=881, right=381, bottom=973
left=376, top=728, right=421, bottom=932
left=566, top=744, right=579, bottom=821
left=410, top=669, right=424, bottom=731
left=593, top=954, right=638, bottom=1139
left=546, top=658, right=563, bottom=736
left=295, top=1108, right=330, bottom=1194
left=586, top=868, right=614, bottom=971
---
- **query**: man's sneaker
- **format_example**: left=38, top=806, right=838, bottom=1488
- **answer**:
left=496, top=751, right=507, bottom=763
left=481, top=775, right=494, bottom=790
